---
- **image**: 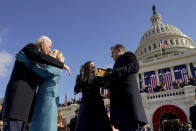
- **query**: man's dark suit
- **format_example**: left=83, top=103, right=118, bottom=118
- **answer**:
left=2, top=43, right=64, bottom=122
left=107, top=51, right=148, bottom=129
left=190, top=104, right=196, bottom=130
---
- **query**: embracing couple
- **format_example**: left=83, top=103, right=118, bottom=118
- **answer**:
left=2, top=36, right=71, bottom=131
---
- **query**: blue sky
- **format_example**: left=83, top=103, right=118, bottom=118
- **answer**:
left=0, top=0, right=196, bottom=103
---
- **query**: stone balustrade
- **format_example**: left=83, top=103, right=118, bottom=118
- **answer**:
left=140, top=49, right=195, bottom=64
left=141, top=86, right=196, bottom=101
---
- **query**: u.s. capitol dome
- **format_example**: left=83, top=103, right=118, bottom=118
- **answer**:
left=135, top=6, right=194, bottom=61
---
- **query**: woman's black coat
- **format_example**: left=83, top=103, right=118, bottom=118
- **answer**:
left=74, top=75, right=112, bottom=131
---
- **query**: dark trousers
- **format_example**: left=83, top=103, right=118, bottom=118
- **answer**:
left=119, top=124, right=138, bottom=131
left=4, top=119, right=25, bottom=131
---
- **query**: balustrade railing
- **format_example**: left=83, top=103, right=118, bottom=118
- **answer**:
left=142, top=86, right=196, bottom=100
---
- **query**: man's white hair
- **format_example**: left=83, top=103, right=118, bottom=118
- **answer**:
left=35, top=36, right=52, bottom=46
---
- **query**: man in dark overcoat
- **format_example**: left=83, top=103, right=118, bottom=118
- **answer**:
left=190, top=102, right=196, bottom=131
left=105, top=44, right=148, bottom=131
left=2, top=36, right=70, bottom=131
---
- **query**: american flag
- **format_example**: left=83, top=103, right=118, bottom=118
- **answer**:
left=150, top=75, right=157, bottom=89
left=146, top=75, right=157, bottom=93
left=105, top=89, right=109, bottom=96
left=175, top=69, right=189, bottom=83
left=100, top=88, right=109, bottom=97
left=164, top=72, right=173, bottom=90
left=100, top=88, right=105, bottom=96
left=159, top=40, right=166, bottom=49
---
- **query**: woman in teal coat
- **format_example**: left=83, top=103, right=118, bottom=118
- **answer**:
left=16, top=50, right=70, bottom=131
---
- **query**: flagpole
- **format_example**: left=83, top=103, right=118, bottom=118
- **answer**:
left=64, top=91, right=67, bottom=105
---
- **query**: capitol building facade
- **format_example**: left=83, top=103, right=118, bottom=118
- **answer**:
left=135, top=6, right=196, bottom=131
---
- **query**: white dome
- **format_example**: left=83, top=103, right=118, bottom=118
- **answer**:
left=141, top=23, right=183, bottom=42
left=135, top=7, right=194, bottom=61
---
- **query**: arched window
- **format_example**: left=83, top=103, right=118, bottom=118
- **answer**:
left=170, top=40, right=173, bottom=45
left=149, top=46, right=151, bottom=51
left=165, top=41, right=168, bottom=45
left=176, top=39, right=179, bottom=45
left=161, top=25, right=164, bottom=31
left=153, top=43, right=156, bottom=49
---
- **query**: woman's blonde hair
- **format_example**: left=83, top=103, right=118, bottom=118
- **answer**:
left=54, top=49, right=65, bottom=63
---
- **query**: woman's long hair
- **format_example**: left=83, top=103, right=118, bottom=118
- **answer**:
left=81, top=61, right=93, bottom=82
left=74, top=61, right=93, bottom=94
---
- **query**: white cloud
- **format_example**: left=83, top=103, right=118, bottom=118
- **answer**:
left=0, top=51, right=13, bottom=78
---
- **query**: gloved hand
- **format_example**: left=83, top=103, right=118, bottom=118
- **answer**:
left=103, top=68, right=114, bottom=81
left=106, top=68, right=113, bottom=74
left=15, top=51, right=29, bottom=64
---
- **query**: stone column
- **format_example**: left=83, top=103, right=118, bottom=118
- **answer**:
left=182, top=38, right=185, bottom=45
left=166, top=40, right=170, bottom=47
left=137, top=73, right=143, bottom=89
left=173, top=39, right=176, bottom=46
left=186, top=63, right=192, bottom=78
left=169, top=67, right=175, bottom=81
left=137, top=74, right=139, bottom=86
left=141, top=72, right=145, bottom=87
left=137, top=73, right=140, bottom=89
left=155, top=70, right=160, bottom=85
left=178, top=39, right=181, bottom=45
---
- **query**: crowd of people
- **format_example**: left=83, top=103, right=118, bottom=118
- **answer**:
left=154, top=122, right=195, bottom=131
left=181, top=122, right=194, bottom=131
left=0, top=121, right=3, bottom=131
left=140, top=77, right=196, bottom=93
left=0, top=36, right=147, bottom=131
left=57, top=110, right=67, bottom=131
left=58, top=98, right=82, bottom=107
